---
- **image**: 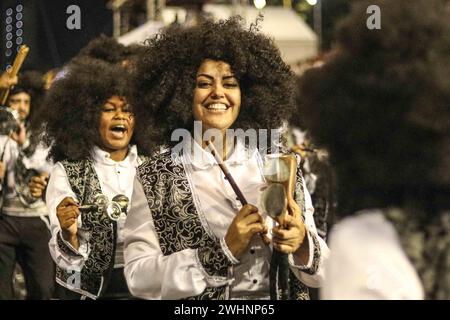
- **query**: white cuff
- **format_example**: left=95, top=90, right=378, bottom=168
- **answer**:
left=220, top=237, right=240, bottom=265
left=289, top=228, right=314, bottom=270
left=58, top=231, right=90, bottom=260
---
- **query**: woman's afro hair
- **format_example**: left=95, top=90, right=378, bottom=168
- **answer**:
left=296, top=0, right=450, bottom=213
left=43, top=58, right=130, bottom=162
left=74, top=34, right=127, bottom=65
left=130, top=16, right=296, bottom=155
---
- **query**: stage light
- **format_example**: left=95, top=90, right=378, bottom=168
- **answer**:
left=6, top=16, right=12, bottom=24
left=253, top=0, right=266, bottom=10
left=6, top=33, right=12, bottom=41
left=5, top=49, right=12, bottom=57
left=6, top=41, right=13, bottom=49
left=6, top=25, right=12, bottom=32
left=16, top=5, right=23, bottom=12
left=16, top=13, right=23, bottom=20
left=306, top=0, right=317, bottom=5
left=16, top=21, right=23, bottom=28
left=6, top=8, right=13, bottom=16
left=16, top=29, right=23, bottom=36
left=16, top=37, right=23, bottom=45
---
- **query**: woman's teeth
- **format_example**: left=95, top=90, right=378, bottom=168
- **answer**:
left=206, top=103, right=228, bottom=111
left=111, top=125, right=126, bottom=132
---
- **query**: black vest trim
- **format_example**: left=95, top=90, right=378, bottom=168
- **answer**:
left=55, top=159, right=116, bottom=299
left=138, top=151, right=229, bottom=299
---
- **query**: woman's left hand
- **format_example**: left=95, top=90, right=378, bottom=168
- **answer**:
left=272, top=197, right=307, bottom=254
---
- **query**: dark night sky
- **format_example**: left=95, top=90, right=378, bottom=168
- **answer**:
left=1, top=0, right=112, bottom=72
left=1, top=0, right=351, bottom=71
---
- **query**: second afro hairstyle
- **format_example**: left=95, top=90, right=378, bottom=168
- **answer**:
left=43, top=58, right=131, bottom=162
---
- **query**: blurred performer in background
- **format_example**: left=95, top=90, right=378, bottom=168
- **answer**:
left=286, top=126, right=336, bottom=301
left=297, top=0, right=450, bottom=299
left=0, top=71, right=55, bottom=299
left=288, top=128, right=336, bottom=241
left=42, top=58, right=141, bottom=300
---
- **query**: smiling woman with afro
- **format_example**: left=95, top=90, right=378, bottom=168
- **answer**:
left=123, top=16, right=330, bottom=301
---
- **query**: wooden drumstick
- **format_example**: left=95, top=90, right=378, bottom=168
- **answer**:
left=1, top=45, right=30, bottom=105
left=205, top=140, right=248, bottom=205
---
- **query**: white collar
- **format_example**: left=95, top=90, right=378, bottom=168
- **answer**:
left=90, top=145, right=138, bottom=167
left=184, top=137, right=252, bottom=170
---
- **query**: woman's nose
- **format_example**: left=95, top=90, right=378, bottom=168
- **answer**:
left=211, top=84, right=225, bottom=98
left=113, top=111, right=127, bottom=119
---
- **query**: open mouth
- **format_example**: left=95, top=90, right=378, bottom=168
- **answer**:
left=109, top=124, right=128, bottom=138
left=204, top=103, right=230, bottom=111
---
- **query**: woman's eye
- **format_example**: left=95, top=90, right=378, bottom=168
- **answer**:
left=224, top=82, right=238, bottom=88
left=124, top=104, right=133, bottom=112
left=197, top=82, right=211, bottom=88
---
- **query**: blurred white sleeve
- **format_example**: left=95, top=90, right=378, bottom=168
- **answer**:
left=320, top=211, right=424, bottom=300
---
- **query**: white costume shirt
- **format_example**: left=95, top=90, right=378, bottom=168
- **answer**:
left=124, top=139, right=329, bottom=299
left=321, top=210, right=424, bottom=299
left=47, top=145, right=139, bottom=270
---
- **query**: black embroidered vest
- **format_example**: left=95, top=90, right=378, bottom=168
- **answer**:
left=138, top=149, right=322, bottom=299
left=55, top=159, right=116, bottom=299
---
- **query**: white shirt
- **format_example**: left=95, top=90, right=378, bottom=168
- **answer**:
left=0, top=135, right=17, bottom=187
left=47, top=145, right=139, bottom=271
left=124, top=139, right=329, bottom=299
left=0, top=135, right=53, bottom=216
left=321, top=210, right=424, bottom=300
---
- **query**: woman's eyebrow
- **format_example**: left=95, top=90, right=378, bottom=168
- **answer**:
left=196, top=74, right=213, bottom=79
left=196, top=74, right=236, bottom=79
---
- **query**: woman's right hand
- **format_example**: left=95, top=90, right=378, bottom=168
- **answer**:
left=225, top=204, right=267, bottom=259
left=56, top=197, right=80, bottom=249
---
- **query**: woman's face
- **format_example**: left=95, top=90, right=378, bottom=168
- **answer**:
left=98, top=96, right=135, bottom=153
left=192, top=59, right=241, bottom=132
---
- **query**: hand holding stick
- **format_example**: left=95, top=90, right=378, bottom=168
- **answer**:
left=205, top=140, right=270, bottom=246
